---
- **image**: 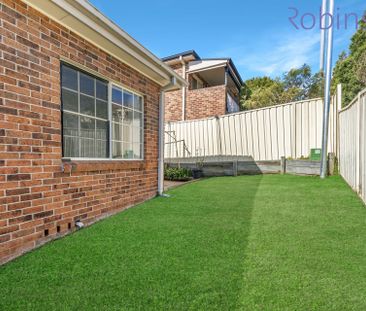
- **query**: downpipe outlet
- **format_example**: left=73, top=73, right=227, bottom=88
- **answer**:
left=75, top=220, right=85, bottom=230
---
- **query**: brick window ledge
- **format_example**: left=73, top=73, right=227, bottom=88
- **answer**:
left=62, top=160, right=146, bottom=173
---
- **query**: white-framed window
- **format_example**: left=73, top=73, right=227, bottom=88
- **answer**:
left=61, top=63, right=144, bottom=160
left=111, top=85, right=143, bottom=160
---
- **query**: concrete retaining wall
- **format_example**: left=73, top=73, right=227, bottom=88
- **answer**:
left=166, top=156, right=330, bottom=177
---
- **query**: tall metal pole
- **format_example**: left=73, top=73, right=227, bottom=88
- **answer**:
left=320, top=0, right=335, bottom=178
left=320, top=0, right=327, bottom=71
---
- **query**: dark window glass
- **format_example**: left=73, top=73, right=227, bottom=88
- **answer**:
left=96, top=80, right=108, bottom=100
left=62, top=66, right=78, bottom=91
left=62, top=89, right=78, bottom=112
left=80, top=73, right=95, bottom=96
left=95, top=140, right=108, bottom=158
left=80, top=94, right=95, bottom=116
left=96, top=100, right=108, bottom=119
left=96, top=120, right=108, bottom=141
left=123, top=91, right=133, bottom=108
left=112, top=87, right=122, bottom=104
left=63, top=113, right=78, bottom=137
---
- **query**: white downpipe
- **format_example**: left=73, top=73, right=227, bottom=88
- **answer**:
left=180, top=56, right=187, bottom=121
left=158, top=77, right=178, bottom=196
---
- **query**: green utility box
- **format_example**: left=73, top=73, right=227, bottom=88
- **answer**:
left=310, top=148, right=322, bottom=161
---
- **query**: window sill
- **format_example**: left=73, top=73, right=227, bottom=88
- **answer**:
left=62, top=159, right=145, bottom=173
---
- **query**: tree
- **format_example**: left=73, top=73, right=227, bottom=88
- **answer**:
left=240, top=77, right=288, bottom=110
left=357, top=51, right=366, bottom=85
left=240, top=65, right=323, bottom=110
left=331, top=11, right=366, bottom=106
left=283, top=64, right=313, bottom=100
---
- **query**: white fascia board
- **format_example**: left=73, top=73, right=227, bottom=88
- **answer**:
left=22, top=0, right=186, bottom=88
left=187, top=59, right=228, bottom=73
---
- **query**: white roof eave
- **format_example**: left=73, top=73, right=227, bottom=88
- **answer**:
left=22, top=0, right=187, bottom=89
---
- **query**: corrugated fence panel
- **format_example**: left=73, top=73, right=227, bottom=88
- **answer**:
left=339, top=89, right=366, bottom=204
left=165, top=97, right=338, bottom=161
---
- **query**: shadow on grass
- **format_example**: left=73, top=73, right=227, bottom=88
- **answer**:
left=0, top=175, right=263, bottom=310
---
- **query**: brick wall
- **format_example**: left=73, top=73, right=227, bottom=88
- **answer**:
left=164, top=63, right=183, bottom=122
left=186, top=85, right=226, bottom=120
left=164, top=62, right=229, bottom=122
left=0, top=0, right=162, bottom=264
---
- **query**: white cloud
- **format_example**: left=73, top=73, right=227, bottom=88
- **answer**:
left=239, top=30, right=320, bottom=77
left=210, top=29, right=321, bottom=78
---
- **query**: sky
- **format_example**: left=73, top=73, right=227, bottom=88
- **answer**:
left=89, top=0, right=365, bottom=81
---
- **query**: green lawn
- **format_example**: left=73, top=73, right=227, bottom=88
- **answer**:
left=1, top=175, right=366, bottom=310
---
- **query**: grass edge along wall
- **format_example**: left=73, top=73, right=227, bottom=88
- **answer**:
left=0, top=0, right=183, bottom=265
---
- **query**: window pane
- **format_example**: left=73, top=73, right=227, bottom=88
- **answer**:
left=132, top=127, right=142, bottom=144
left=80, top=138, right=95, bottom=158
left=133, top=111, right=143, bottom=128
left=96, top=100, right=108, bottom=119
left=133, top=143, right=142, bottom=159
left=123, top=91, right=133, bottom=108
left=123, top=142, right=133, bottom=159
left=112, top=104, right=123, bottom=122
left=80, top=94, right=95, bottom=116
left=123, top=125, right=132, bottom=143
left=112, top=141, right=123, bottom=159
left=80, top=116, right=95, bottom=139
left=134, top=95, right=142, bottom=111
left=112, top=87, right=122, bottom=104
left=123, top=108, right=133, bottom=126
left=80, top=73, right=95, bottom=96
left=63, top=113, right=78, bottom=137
left=62, top=89, right=78, bottom=113
left=96, top=80, right=108, bottom=100
left=96, top=120, right=108, bottom=141
left=62, top=65, right=78, bottom=91
left=95, top=140, right=108, bottom=158
left=63, top=136, right=79, bottom=158
left=112, top=122, right=122, bottom=142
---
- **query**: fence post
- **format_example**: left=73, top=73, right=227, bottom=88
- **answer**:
left=281, top=156, right=286, bottom=174
left=233, top=160, right=238, bottom=176
left=216, top=116, right=223, bottom=156
left=328, top=152, right=335, bottom=176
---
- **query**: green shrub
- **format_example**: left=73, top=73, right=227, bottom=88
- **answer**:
left=164, top=167, right=192, bottom=181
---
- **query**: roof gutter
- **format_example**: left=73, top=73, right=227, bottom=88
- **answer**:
left=158, top=77, right=179, bottom=196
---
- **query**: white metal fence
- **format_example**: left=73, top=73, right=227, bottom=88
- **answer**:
left=339, top=88, right=366, bottom=203
left=165, top=96, right=339, bottom=161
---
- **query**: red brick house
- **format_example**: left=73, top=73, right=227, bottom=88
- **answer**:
left=163, top=50, right=243, bottom=122
left=0, top=0, right=186, bottom=264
